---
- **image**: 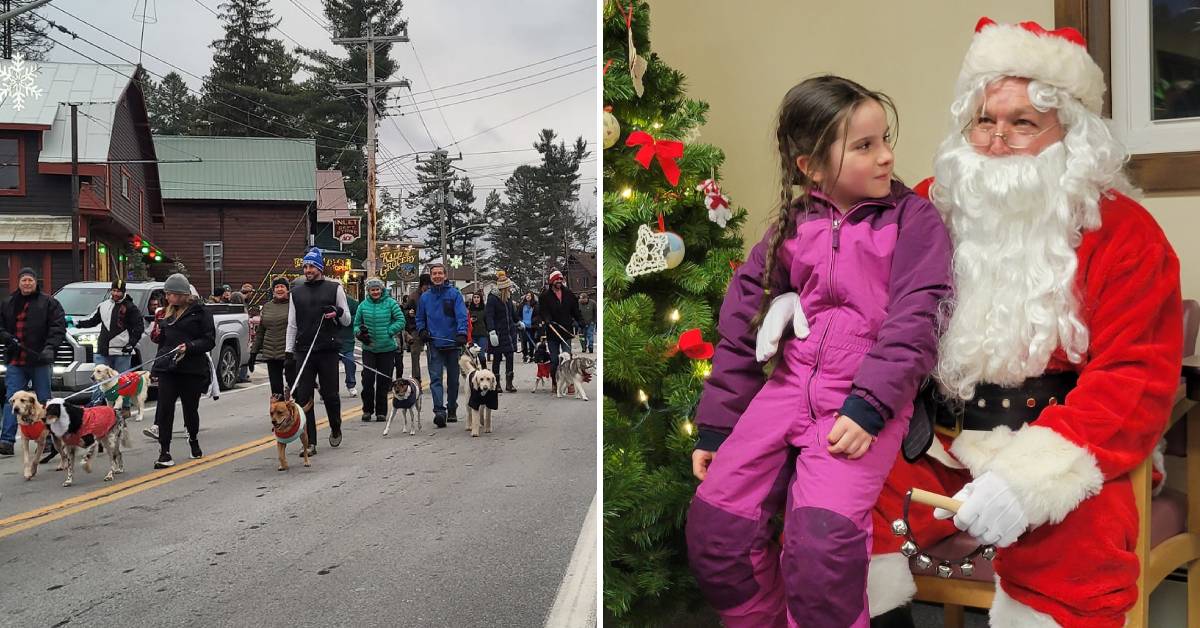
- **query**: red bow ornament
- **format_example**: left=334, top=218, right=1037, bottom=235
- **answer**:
left=626, top=130, right=684, bottom=186
left=666, top=328, right=714, bottom=360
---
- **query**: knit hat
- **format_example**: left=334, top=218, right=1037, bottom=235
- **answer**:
left=365, top=277, right=385, bottom=291
left=958, top=17, right=1105, bottom=114
left=271, top=277, right=290, bottom=290
left=163, top=273, right=191, bottom=295
left=302, top=247, right=325, bottom=272
left=494, top=270, right=515, bottom=291
left=548, top=270, right=564, bottom=284
left=17, top=267, right=36, bottom=281
left=111, top=278, right=126, bottom=292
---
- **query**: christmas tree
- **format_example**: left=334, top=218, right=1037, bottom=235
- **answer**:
left=602, top=2, right=747, bottom=624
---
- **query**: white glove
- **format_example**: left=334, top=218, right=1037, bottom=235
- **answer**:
left=754, top=292, right=810, bottom=362
left=489, top=331, right=499, bottom=347
left=934, top=471, right=1029, bottom=548
left=517, top=321, right=526, bottom=330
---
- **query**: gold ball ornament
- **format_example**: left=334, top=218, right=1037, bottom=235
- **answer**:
left=603, top=108, right=621, bottom=149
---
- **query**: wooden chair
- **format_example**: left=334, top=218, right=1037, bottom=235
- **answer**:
left=912, top=299, right=1200, bottom=628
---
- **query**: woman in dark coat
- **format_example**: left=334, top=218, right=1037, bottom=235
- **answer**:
left=150, top=273, right=215, bottom=468
left=467, top=291, right=489, bottom=369
left=485, top=272, right=520, bottom=392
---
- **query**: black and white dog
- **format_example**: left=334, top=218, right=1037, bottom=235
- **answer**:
left=556, top=353, right=594, bottom=401
left=43, top=398, right=130, bottom=486
left=385, top=377, right=422, bottom=436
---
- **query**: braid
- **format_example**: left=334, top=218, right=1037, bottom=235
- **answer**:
left=751, top=134, right=804, bottom=330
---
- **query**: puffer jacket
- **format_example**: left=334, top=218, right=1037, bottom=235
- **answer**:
left=252, top=298, right=289, bottom=360
left=485, top=293, right=519, bottom=353
left=151, top=301, right=216, bottom=378
left=353, top=293, right=405, bottom=354
left=695, top=181, right=953, bottom=450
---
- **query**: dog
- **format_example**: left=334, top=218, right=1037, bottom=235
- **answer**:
left=269, top=393, right=311, bottom=471
left=556, top=353, right=593, bottom=401
left=92, top=364, right=151, bottom=422
left=532, top=338, right=552, bottom=393
left=466, top=368, right=498, bottom=437
left=9, top=390, right=57, bottom=481
left=42, top=398, right=129, bottom=486
left=384, top=377, right=422, bottom=436
left=459, top=343, right=482, bottom=382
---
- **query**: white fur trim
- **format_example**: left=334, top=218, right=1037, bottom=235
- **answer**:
left=1152, top=438, right=1166, bottom=497
left=867, top=553, right=916, bottom=617
left=959, top=22, right=1105, bottom=114
left=990, top=576, right=1061, bottom=627
left=950, top=425, right=1103, bottom=528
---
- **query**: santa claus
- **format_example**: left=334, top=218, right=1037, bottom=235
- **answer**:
left=867, top=18, right=1183, bottom=628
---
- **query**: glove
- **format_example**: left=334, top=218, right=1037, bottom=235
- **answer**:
left=121, top=345, right=134, bottom=354
left=284, top=351, right=295, bottom=367
left=419, top=329, right=431, bottom=342
left=0, top=330, right=13, bottom=345
left=356, top=325, right=372, bottom=345
left=934, top=471, right=1029, bottom=548
left=65, top=315, right=75, bottom=327
left=40, top=347, right=55, bottom=364
left=517, top=321, right=525, bottom=330
left=755, top=292, right=811, bottom=362
left=455, top=334, right=468, bottom=346
left=489, top=331, right=499, bottom=347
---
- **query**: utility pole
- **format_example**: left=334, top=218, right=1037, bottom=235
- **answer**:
left=416, top=149, right=461, bottom=265
left=70, top=103, right=79, bottom=283
left=334, top=22, right=410, bottom=277
left=3, top=0, right=11, bottom=60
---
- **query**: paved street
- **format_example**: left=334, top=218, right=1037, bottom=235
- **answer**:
left=0, top=358, right=596, bottom=628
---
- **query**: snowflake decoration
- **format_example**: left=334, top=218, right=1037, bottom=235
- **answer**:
left=0, top=54, right=42, bottom=112
left=625, top=224, right=669, bottom=277
left=378, top=211, right=403, bottom=237
left=449, top=255, right=464, bottom=269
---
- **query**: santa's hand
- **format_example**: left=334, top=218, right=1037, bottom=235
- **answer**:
left=754, top=292, right=810, bottom=362
left=943, top=471, right=1029, bottom=548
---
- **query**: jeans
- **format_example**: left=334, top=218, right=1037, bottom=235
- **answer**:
left=473, top=336, right=488, bottom=368
left=339, top=350, right=357, bottom=390
left=2, top=364, right=52, bottom=444
left=426, top=346, right=460, bottom=416
left=582, top=323, right=595, bottom=353
left=520, top=329, right=534, bottom=360
left=91, top=353, right=133, bottom=405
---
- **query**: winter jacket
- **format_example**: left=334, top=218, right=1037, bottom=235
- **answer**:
left=468, top=302, right=488, bottom=339
left=539, top=287, right=583, bottom=344
left=76, top=294, right=144, bottom=356
left=286, top=278, right=351, bottom=355
left=151, top=301, right=216, bottom=378
left=0, top=287, right=67, bottom=366
left=416, top=283, right=468, bottom=350
left=252, top=298, right=290, bottom=360
left=485, top=293, right=519, bottom=354
left=521, top=302, right=535, bottom=328
left=338, top=295, right=359, bottom=354
left=695, top=181, right=953, bottom=449
left=401, top=295, right=420, bottom=349
left=353, top=293, right=405, bottom=354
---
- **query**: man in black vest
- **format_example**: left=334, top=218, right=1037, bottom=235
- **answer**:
left=286, top=248, right=352, bottom=455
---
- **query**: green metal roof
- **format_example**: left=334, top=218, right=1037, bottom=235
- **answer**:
left=152, top=135, right=318, bottom=202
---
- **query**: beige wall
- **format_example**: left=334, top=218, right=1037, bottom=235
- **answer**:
left=648, top=1, right=1200, bottom=300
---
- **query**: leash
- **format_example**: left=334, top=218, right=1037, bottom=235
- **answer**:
left=287, top=324, right=322, bottom=398
left=58, top=346, right=185, bottom=402
left=337, top=351, right=393, bottom=380
left=546, top=321, right=577, bottom=345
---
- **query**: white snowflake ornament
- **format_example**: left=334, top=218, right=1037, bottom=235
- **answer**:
left=0, top=53, right=42, bottom=112
left=378, top=211, right=403, bottom=237
left=449, top=255, right=464, bottom=269
left=625, top=224, right=685, bottom=278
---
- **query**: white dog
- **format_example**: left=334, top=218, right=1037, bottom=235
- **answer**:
left=556, top=353, right=593, bottom=401
left=466, top=368, right=498, bottom=437
left=385, top=377, right=422, bottom=436
left=92, top=364, right=151, bottom=422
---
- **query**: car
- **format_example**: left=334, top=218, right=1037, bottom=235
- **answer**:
left=0, top=281, right=251, bottom=392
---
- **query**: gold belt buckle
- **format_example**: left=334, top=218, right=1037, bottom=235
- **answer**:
left=933, top=412, right=963, bottom=438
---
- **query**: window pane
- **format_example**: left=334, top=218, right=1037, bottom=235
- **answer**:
left=0, top=139, right=18, bottom=190
left=1151, top=0, right=1200, bottom=120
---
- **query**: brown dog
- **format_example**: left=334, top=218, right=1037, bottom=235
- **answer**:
left=269, top=394, right=311, bottom=471
left=9, top=390, right=55, bottom=480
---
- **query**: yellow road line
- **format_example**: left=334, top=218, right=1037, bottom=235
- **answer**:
left=0, top=406, right=362, bottom=540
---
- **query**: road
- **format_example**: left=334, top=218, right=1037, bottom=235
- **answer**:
left=0, top=357, right=596, bottom=628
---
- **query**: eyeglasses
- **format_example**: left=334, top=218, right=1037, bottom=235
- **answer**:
left=962, top=121, right=1060, bottom=150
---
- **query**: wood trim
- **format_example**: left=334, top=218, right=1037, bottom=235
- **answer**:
left=0, top=136, right=26, bottom=197
left=37, top=162, right=107, bottom=177
left=0, top=243, right=72, bottom=251
left=0, top=123, right=50, bottom=131
left=1058, top=0, right=1200, bottom=192
left=913, top=576, right=995, bottom=608
left=41, top=252, right=51, bottom=290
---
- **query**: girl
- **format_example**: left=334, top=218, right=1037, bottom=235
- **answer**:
left=353, top=277, right=405, bottom=422
left=150, top=273, right=216, bottom=468
left=520, top=291, right=537, bottom=362
left=251, top=277, right=295, bottom=397
left=686, top=76, right=952, bottom=627
left=467, top=291, right=489, bottom=369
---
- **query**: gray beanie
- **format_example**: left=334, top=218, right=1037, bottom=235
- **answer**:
left=365, top=277, right=385, bottom=291
left=163, top=273, right=191, bottom=295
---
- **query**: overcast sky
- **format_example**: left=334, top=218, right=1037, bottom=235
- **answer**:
left=35, top=0, right=598, bottom=215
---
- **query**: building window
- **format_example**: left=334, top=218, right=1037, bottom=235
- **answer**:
left=121, top=170, right=129, bottom=199
left=0, top=137, right=24, bottom=196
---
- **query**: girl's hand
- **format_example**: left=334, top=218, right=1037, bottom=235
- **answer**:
left=827, top=415, right=875, bottom=459
left=175, top=343, right=187, bottom=355
left=692, top=449, right=716, bottom=481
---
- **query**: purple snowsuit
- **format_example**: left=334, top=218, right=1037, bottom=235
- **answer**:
left=686, top=182, right=952, bottom=627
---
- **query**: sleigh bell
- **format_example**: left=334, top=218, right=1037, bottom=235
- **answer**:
left=959, top=559, right=976, bottom=577
left=936, top=561, right=954, bottom=578
left=981, top=546, right=997, bottom=561
left=914, top=554, right=934, bottom=571
left=890, top=518, right=909, bottom=536
left=900, top=540, right=918, bottom=557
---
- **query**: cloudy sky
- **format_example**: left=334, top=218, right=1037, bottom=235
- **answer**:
left=34, top=0, right=598, bottom=214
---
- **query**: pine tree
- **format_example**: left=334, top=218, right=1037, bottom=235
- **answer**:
left=145, top=72, right=201, bottom=135
left=4, top=10, right=52, bottom=60
left=201, top=0, right=302, bottom=137
left=489, top=164, right=550, bottom=292
left=602, top=2, right=748, bottom=624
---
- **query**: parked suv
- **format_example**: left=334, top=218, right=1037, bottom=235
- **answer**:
left=0, top=281, right=250, bottom=392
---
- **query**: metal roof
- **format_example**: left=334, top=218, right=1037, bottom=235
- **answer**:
left=152, top=135, right=317, bottom=202
left=315, top=169, right=350, bottom=221
left=0, top=60, right=137, bottom=164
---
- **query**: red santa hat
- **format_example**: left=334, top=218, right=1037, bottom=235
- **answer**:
left=548, top=270, right=564, bottom=284
left=958, top=17, right=1105, bottom=114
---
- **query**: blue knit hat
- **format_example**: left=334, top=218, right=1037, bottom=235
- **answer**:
left=302, top=247, right=324, bottom=272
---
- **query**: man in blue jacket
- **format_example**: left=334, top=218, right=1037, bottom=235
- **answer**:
left=415, top=263, right=468, bottom=428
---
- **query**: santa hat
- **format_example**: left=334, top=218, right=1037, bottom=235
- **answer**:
left=548, top=270, right=564, bottom=284
left=958, top=17, right=1105, bottom=114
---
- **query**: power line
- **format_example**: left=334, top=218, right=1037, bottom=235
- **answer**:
left=386, top=56, right=592, bottom=106
left=284, top=0, right=331, bottom=33
left=409, top=42, right=456, bottom=146
left=397, top=45, right=594, bottom=98
left=449, top=85, right=595, bottom=148
left=392, top=65, right=593, bottom=115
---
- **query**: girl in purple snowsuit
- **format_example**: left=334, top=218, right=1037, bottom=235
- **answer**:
left=686, top=76, right=952, bottom=627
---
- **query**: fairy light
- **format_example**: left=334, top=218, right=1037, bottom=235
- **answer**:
left=637, top=389, right=648, bottom=404
left=621, top=187, right=633, bottom=199
left=668, top=309, right=680, bottom=323
left=652, top=121, right=662, bottom=129
left=682, top=421, right=694, bottom=436
left=701, top=363, right=713, bottom=379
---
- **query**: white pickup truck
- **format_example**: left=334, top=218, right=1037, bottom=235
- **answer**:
left=29, top=281, right=251, bottom=392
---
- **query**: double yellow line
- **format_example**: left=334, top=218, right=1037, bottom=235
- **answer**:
left=0, top=406, right=361, bottom=540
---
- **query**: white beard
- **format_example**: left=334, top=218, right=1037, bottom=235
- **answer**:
left=932, top=138, right=1099, bottom=400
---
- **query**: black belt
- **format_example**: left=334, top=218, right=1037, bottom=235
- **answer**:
left=930, top=371, right=1078, bottom=437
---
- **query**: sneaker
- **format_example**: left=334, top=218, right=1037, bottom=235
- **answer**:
left=346, top=386, right=357, bottom=398
left=446, top=413, right=457, bottom=423
left=433, top=413, right=446, bottom=428
left=304, top=444, right=317, bottom=456
left=143, top=424, right=160, bottom=440
left=0, top=441, right=12, bottom=456
left=189, top=439, right=203, bottom=459
left=329, top=430, right=342, bottom=448
left=154, top=452, right=174, bottom=468
left=376, top=414, right=387, bottom=422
